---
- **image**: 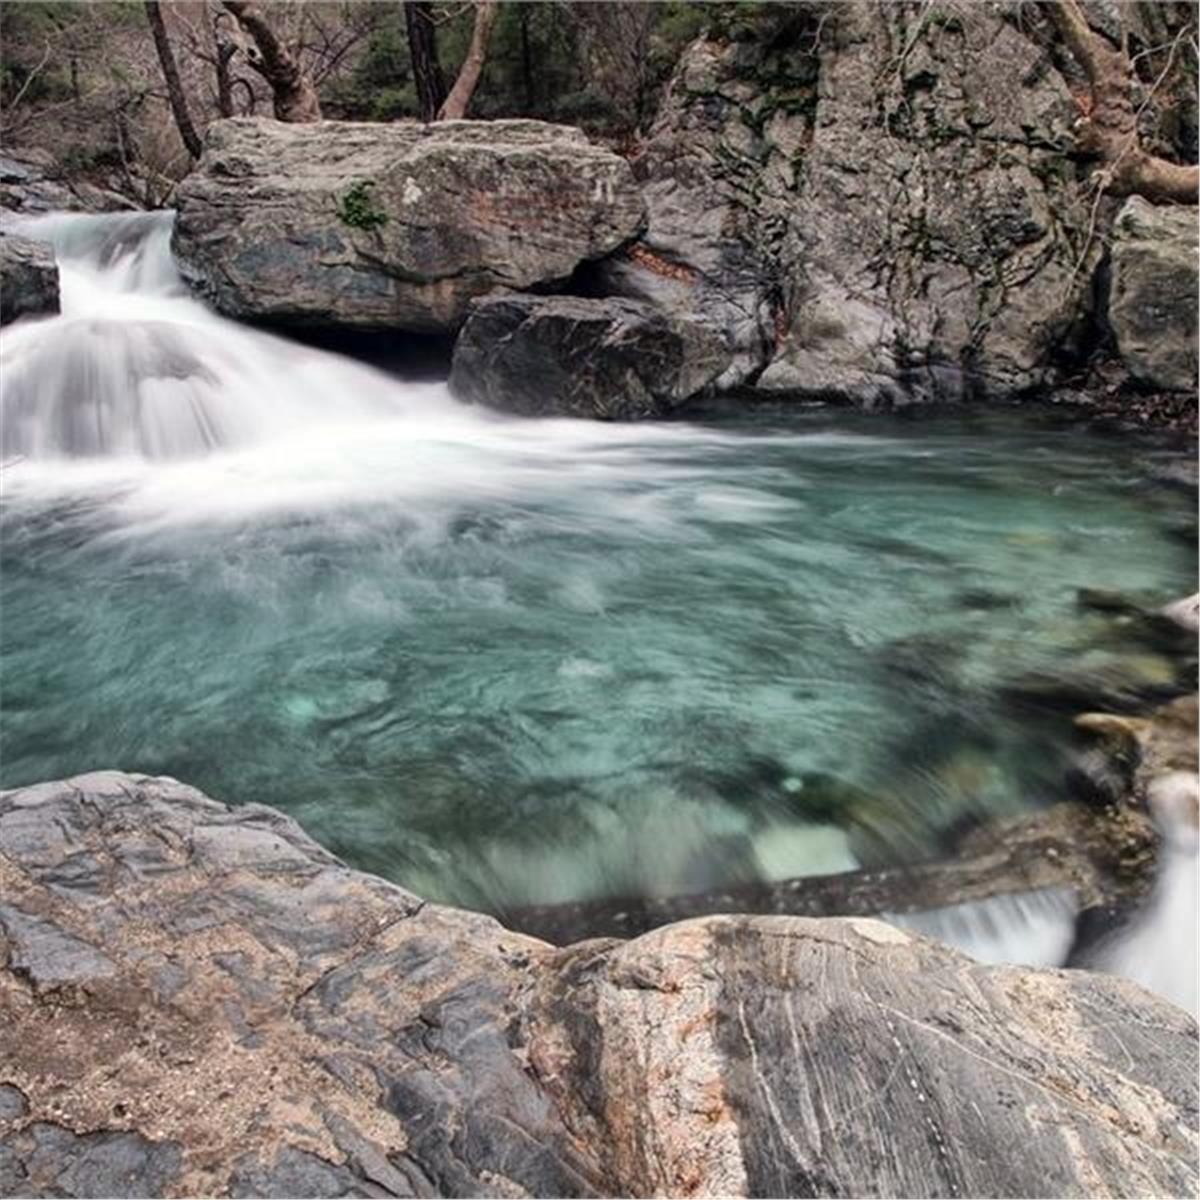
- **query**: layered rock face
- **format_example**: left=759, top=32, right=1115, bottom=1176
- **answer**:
left=1108, top=197, right=1199, bottom=393
left=173, top=118, right=645, bottom=333
left=2, top=773, right=1197, bottom=1198
left=450, top=295, right=730, bottom=418
left=0, top=232, right=58, bottom=325
left=608, top=2, right=1093, bottom=403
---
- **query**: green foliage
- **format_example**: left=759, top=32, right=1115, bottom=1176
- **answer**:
left=337, top=180, right=389, bottom=231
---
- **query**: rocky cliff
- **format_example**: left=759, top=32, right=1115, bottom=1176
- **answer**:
left=605, top=1, right=1196, bottom=407
left=1, top=773, right=1197, bottom=1199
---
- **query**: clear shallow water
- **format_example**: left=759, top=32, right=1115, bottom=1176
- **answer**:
left=1, top=213, right=1196, bottom=926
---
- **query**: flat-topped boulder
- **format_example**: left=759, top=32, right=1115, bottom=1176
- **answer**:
left=1, top=772, right=1196, bottom=1198
left=449, top=293, right=730, bottom=418
left=172, top=118, right=646, bottom=333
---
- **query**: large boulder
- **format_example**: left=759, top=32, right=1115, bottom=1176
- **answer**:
left=1108, top=197, right=1198, bottom=393
left=173, top=118, right=646, bottom=333
left=0, top=231, right=58, bottom=325
left=449, top=293, right=729, bottom=418
left=604, top=3, right=1095, bottom=401
left=1, top=772, right=1197, bottom=1198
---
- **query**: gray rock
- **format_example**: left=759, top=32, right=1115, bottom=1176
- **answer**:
left=0, top=148, right=133, bottom=215
left=449, top=293, right=729, bottom=418
left=0, top=232, right=59, bottom=325
left=0, top=772, right=1196, bottom=1198
left=1109, top=197, right=1199, bottom=393
left=608, top=3, right=1097, bottom=403
left=12, top=1125, right=181, bottom=1199
left=173, top=118, right=645, bottom=334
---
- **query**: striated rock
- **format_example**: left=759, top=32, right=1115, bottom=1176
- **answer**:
left=1, top=772, right=1197, bottom=1199
left=1108, top=197, right=1199, bottom=393
left=173, top=118, right=645, bottom=334
left=606, top=3, right=1095, bottom=402
left=449, top=294, right=729, bottom=418
left=0, top=232, right=58, bottom=325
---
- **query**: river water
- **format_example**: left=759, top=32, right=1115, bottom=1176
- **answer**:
left=1, top=213, right=1195, bottom=1008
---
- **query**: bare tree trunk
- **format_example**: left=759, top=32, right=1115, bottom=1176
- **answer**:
left=404, top=1, right=446, bottom=123
left=221, top=0, right=321, bottom=123
left=213, top=11, right=238, bottom=119
left=437, top=0, right=498, bottom=121
left=520, top=6, right=534, bottom=112
left=1048, top=0, right=1198, bottom=203
left=145, top=0, right=204, bottom=159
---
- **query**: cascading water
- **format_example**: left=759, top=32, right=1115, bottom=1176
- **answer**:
left=1, top=211, right=410, bottom=460
left=1, top=212, right=1196, bottom=1014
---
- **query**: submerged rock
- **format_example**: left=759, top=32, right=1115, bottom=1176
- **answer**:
left=0, top=232, right=58, bottom=325
left=173, top=118, right=645, bottom=334
left=1108, top=197, right=1199, bottom=394
left=449, top=293, right=729, bottom=418
left=1, top=772, right=1196, bottom=1198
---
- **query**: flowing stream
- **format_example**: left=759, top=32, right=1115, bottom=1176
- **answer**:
left=1, top=213, right=1195, bottom=1009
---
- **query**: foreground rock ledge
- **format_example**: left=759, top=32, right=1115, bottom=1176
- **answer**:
left=1, top=774, right=1196, bottom=1199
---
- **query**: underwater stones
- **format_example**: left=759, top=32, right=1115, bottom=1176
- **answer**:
left=2, top=772, right=1196, bottom=1198
left=173, top=118, right=644, bottom=334
left=449, top=293, right=730, bottom=418
left=0, top=232, right=58, bottom=325
left=1108, top=197, right=1199, bottom=394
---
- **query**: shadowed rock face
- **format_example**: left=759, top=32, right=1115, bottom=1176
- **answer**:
left=172, top=119, right=645, bottom=334
left=0, top=232, right=58, bottom=326
left=1108, top=198, right=1199, bottom=394
left=1, top=772, right=1196, bottom=1198
left=449, top=294, right=730, bottom=418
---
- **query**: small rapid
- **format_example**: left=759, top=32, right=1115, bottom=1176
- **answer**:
left=1, top=211, right=412, bottom=460
left=1, top=212, right=1195, bottom=1015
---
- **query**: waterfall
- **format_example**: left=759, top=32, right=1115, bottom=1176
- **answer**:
left=886, top=888, right=1080, bottom=968
left=1086, top=773, right=1199, bottom=1016
left=1, top=211, right=407, bottom=460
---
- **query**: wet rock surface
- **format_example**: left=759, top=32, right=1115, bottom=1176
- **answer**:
left=1, top=772, right=1196, bottom=1198
left=449, top=294, right=729, bottom=418
left=173, top=118, right=644, bottom=334
left=0, top=232, right=59, bottom=326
